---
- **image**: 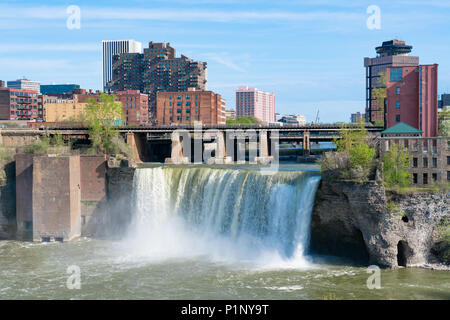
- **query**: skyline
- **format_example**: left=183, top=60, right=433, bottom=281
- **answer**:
left=1, top=0, right=450, bottom=123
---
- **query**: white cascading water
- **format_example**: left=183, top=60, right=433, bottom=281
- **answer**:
left=124, top=166, right=321, bottom=268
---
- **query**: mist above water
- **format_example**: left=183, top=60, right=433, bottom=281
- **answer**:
left=121, top=166, right=321, bottom=269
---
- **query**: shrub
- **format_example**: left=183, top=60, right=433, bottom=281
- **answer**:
left=382, top=143, right=412, bottom=188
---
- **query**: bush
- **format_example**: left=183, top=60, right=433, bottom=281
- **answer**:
left=382, top=143, right=412, bottom=188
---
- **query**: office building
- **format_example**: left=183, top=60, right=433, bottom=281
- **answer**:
left=112, top=42, right=207, bottom=120
left=0, top=88, right=43, bottom=121
left=156, top=88, right=225, bottom=125
left=364, top=40, right=419, bottom=123
left=385, top=64, right=438, bottom=137
left=102, top=40, right=142, bottom=92
left=40, top=84, right=80, bottom=95
left=235, top=86, right=275, bottom=124
left=7, top=79, right=40, bottom=93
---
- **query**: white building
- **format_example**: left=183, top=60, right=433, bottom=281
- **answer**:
left=278, top=114, right=307, bottom=125
left=235, top=86, right=275, bottom=124
left=7, top=79, right=40, bottom=93
left=102, top=40, right=142, bottom=92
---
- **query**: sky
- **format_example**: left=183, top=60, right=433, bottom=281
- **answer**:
left=1, top=0, right=449, bottom=123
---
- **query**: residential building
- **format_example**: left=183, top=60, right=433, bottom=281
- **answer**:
left=385, top=64, right=438, bottom=137
left=116, top=90, right=149, bottom=125
left=351, top=112, right=366, bottom=123
left=102, top=40, right=142, bottom=92
left=112, top=42, right=207, bottom=120
left=0, top=88, right=43, bottom=121
left=7, top=79, right=40, bottom=93
left=40, top=84, right=80, bottom=95
left=156, top=89, right=225, bottom=125
left=225, top=109, right=236, bottom=120
left=235, top=86, right=275, bottom=124
left=364, top=40, right=419, bottom=123
left=440, top=93, right=450, bottom=108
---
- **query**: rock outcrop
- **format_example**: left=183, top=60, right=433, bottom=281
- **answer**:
left=310, top=178, right=449, bottom=268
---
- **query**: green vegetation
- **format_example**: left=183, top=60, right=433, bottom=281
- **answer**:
left=24, top=135, right=68, bottom=155
left=226, top=116, right=261, bottom=125
left=325, top=121, right=375, bottom=182
left=386, top=200, right=407, bottom=218
left=85, top=93, right=125, bottom=154
left=437, top=217, right=450, bottom=261
left=382, top=143, right=412, bottom=188
left=438, top=106, right=450, bottom=136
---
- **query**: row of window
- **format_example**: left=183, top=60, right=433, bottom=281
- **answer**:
left=169, top=101, right=198, bottom=107
left=10, top=92, right=38, bottom=97
left=11, top=111, right=40, bottom=115
left=169, top=95, right=199, bottom=100
left=412, top=157, right=439, bottom=168
left=169, top=116, right=199, bottom=121
left=169, top=108, right=198, bottom=114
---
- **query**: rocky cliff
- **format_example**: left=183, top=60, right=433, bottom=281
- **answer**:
left=310, top=178, right=449, bottom=268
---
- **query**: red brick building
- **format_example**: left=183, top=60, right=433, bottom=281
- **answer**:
left=386, top=64, right=438, bottom=137
left=116, top=90, right=149, bottom=125
left=156, top=89, right=225, bottom=125
left=0, top=88, right=43, bottom=121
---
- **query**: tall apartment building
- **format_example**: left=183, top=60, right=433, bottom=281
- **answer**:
left=235, top=86, right=275, bottom=124
left=156, top=89, right=225, bottom=125
left=7, top=79, right=40, bottom=93
left=112, top=41, right=207, bottom=120
left=102, top=40, right=142, bottom=92
left=364, top=40, right=419, bottom=123
left=0, top=88, right=43, bottom=121
left=385, top=64, right=438, bottom=137
left=116, top=90, right=149, bottom=125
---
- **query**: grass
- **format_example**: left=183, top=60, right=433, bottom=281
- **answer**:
left=386, top=182, right=450, bottom=195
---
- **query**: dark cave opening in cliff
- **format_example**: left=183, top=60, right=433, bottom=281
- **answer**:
left=397, top=240, right=411, bottom=267
left=401, top=215, right=409, bottom=223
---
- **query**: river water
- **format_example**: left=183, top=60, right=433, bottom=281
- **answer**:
left=0, top=164, right=449, bottom=299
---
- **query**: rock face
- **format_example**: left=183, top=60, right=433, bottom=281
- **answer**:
left=310, top=179, right=449, bottom=268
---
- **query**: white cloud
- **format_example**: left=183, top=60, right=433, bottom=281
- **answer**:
left=202, top=53, right=247, bottom=72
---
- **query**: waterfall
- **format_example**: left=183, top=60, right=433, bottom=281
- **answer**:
left=124, top=166, right=321, bottom=267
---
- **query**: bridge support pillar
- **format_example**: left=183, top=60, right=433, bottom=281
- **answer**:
left=126, top=132, right=143, bottom=163
left=255, top=130, right=274, bottom=164
left=165, top=131, right=189, bottom=164
left=302, top=131, right=310, bottom=155
left=205, top=131, right=232, bottom=164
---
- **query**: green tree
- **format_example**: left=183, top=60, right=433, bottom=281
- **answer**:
left=226, top=116, right=261, bottom=125
left=335, top=120, right=369, bottom=152
left=85, top=93, right=124, bottom=154
left=438, top=106, right=450, bottom=136
left=382, top=143, right=412, bottom=188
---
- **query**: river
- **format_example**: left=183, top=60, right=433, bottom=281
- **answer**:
left=0, top=164, right=448, bottom=299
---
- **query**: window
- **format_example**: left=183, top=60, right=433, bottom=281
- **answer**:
left=423, top=173, right=428, bottom=185
left=177, top=101, right=181, bottom=106
left=169, top=102, right=172, bottom=106
left=390, top=68, right=403, bottom=82
left=396, top=101, right=400, bottom=109
left=447, top=156, right=450, bottom=165
left=432, top=158, right=437, bottom=168
left=432, top=173, right=437, bottom=182
left=186, top=116, right=190, bottom=120
left=186, top=95, right=190, bottom=100
left=195, top=102, right=198, bottom=106
left=413, top=173, right=418, bottom=184
left=396, top=87, right=400, bottom=95
left=186, top=109, right=190, bottom=113
left=448, top=171, right=450, bottom=181
left=177, top=108, right=182, bottom=113
left=177, top=95, right=181, bottom=100
left=186, top=102, right=191, bottom=106
left=396, top=115, right=400, bottom=122
left=423, top=157, right=428, bottom=168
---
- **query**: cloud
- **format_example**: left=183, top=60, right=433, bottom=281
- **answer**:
left=203, top=53, right=246, bottom=72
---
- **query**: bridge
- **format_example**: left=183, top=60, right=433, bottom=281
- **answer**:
left=0, top=124, right=383, bottom=163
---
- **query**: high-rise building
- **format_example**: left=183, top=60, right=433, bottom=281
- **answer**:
left=112, top=42, right=207, bottom=120
left=385, top=64, right=438, bottom=137
left=7, top=79, right=40, bottom=93
left=102, top=40, right=142, bottom=92
left=364, top=40, right=419, bottom=123
left=440, top=93, right=450, bottom=108
left=235, top=86, right=275, bottom=124
left=156, top=88, right=225, bottom=125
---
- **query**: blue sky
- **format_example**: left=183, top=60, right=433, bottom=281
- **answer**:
left=1, top=0, right=449, bottom=123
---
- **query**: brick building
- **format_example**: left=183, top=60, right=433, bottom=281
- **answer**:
left=44, top=100, right=88, bottom=122
left=0, top=88, right=43, bottom=121
left=116, top=90, right=149, bottom=125
left=235, top=86, right=275, bottom=124
left=156, top=89, right=225, bottom=125
left=112, top=42, right=207, bottom=120
left=364, top=40, right=419, bottom=123
left=385, top=64, right=438, bottom=137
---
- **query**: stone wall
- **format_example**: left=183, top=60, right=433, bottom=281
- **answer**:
left=0, top=151, right=16, bottom=239
left=310, top=178, right=449, bottom=268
